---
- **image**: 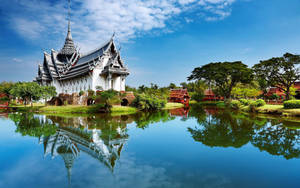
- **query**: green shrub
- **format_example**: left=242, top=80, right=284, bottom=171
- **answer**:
left=248, top=99, right=266, bottom=112
left=254, top=99, right=266, bottom=107
left=230, top=100, right=241, bottom=109
left=239, top=99, right=250, bottom=106
left=131, top=94, right=166, bottom=111
left=95, top=90, right=121, bottom=106
left=0, top=96, right=9, bottom=102
left=284, top=100, right=300, bottom=109
left=79, top=91, right=85, bottom=96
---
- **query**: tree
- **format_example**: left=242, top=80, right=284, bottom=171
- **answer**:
left=188, top=61, right=253, bottom=100
left=0, top=81, right=14, bottom=96
left=253, top=53, right=300, bottom=100
left=180, top=82, right=188, bottom=89
left=42, top=86, right=57, bottom=105
left=10, top=82, right=43, bottom=106
left=231, top=82, right=260, bottom=99
left=168, top=83, right=177, bottom=89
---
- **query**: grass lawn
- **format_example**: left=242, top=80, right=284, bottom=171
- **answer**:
left=111, top=105, right=137, bottom=116
left=9, top=102, right=183, bottom=115
left=163, top=102, right=184, bottom=109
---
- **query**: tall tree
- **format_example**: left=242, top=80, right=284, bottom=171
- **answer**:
left=10, top=82, right=43, bottom=106
left=42, top=86, right=57, bottom=105
left=253, top=53, right=300, bottom=100
left=188, top=61, right=253, bottom=99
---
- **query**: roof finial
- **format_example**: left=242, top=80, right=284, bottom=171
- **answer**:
left=68, top=0, right=71, bottom=32
left=111, top=31, right=115, bottom=41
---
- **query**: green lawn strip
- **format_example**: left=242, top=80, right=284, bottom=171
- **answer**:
left=163, top=102, right=184, bottom=110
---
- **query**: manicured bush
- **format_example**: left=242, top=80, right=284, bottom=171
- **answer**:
left=284, top=100, right=300, bottom=109
left=254, top=99, right=266, bottom=107
left=239, top=99, right=250, bottom=106
left=131, top=94, right=166, bottom=111
left=95, top=90, right=121, bottom=106
left=230, top=100, right=241, bottom=109
left=248, top=99, right=266, bottom=112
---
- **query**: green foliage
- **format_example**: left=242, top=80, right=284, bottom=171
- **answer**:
left=248, top=99, right=266, bottom=112
left=168, top=83, right=177, bottom=89
left=188, top=61, right=253, bottom=99
left=42, top=86, right=57, bottom=101
left=94, top=90, right=121, bottom=112
left=9, top=82, right=56, bottom=106
left=0, top=96, right=9, bottom=102
left=254, top=99, right=266, bottom=107
left=96, top=86, right=103, bottom=91
left=131, top=94, right=166, bottom=111
left=9, top=113, right=57, bottom=137
left=79, top=90, right=85, bottom=96
left=0, top=81, right=14, bottom=96
left=269, top=94, right=280, bottom=100
left=253, top=53, right=300, bottom=100
left=284, top=100, right=300, bottom=109
left=191, top=92, right=204, bottom=102
left=231, top=82, right=260, bottom=99
left=230, top=100, right=242, bottom=109
left=239, top=99, right=250, bottom=106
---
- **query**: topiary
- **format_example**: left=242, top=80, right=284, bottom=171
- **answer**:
left=239, top=99, right=250, bottom=106
left=284, top=100, right=300, bottom=109
left=254, top=99, right=266, bottom=107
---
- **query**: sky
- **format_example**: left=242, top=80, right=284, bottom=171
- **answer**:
left=0, top=0, right=300, bottom=87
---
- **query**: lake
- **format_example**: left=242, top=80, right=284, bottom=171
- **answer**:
left=0, top=104, right=300, bottom=188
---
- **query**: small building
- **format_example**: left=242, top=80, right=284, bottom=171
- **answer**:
left=168, top=89, right=190, bottom=104
left=203, top=89, right=223, bottom=101
left=0, top=93, right=9, bottom=109
left=265, top=87, right=285, bottom=100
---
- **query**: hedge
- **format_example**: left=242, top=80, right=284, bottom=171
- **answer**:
left=284, top=100, right=300, bottom=109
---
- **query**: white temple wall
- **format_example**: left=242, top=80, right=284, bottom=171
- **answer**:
left=112, top=76, right=121, bottom=91
left=121, top=76, right=125, bottom=91
left=43, top=55, right=127, bottom=95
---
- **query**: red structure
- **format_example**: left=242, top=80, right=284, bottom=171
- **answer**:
left=265, top=87, right=286, bottom=99
left=168, top=89, right=190, bottom=104
left=203, top=89, right=223, bottom=101
left=0, top=93, right=9, bottom=110
left=169, top=107, right=190, bottom=117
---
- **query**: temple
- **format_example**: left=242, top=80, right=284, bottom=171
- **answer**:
left=35, top=0, right=129, bottom=94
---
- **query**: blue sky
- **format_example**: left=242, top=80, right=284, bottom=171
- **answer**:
left=0, top=0, right=300, bottom=87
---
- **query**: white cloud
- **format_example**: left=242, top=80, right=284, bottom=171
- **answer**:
left=2, top=0, right=236, bottom=52
left=12, top=58, right=23, bottom=63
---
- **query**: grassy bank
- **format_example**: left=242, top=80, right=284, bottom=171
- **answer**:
left=163, top=102, right=184, bottom=110
left=199, top=101, right=225, bottom=107
left=9, top=102, right=183, bottom=115
left=255, top=105, right=300, bottom=117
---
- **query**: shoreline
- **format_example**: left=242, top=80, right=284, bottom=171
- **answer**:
left=5, top=102, right=184, bottom=116
left=197, top=101, right=300, bottom=117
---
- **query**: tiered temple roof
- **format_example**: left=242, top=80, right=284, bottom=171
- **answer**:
left=36, top=37, right=129, bottom=83
left=35, top=6, right=129, bottom=83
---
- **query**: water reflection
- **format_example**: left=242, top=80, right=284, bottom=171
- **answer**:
left=187, top=105, right=300, bottom=159
left=5, top=105, right=300, bottom=187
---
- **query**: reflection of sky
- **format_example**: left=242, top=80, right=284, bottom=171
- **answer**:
left=1, top=117, right=300, bottom=188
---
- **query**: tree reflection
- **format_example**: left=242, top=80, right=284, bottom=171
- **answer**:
left=9, top=113, right=57, bottom=137
left=188, top=109, right=255, bottom=148
left=188, top=105, right=300, bottom=159
left=252, top=121, right=300, bottom=159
